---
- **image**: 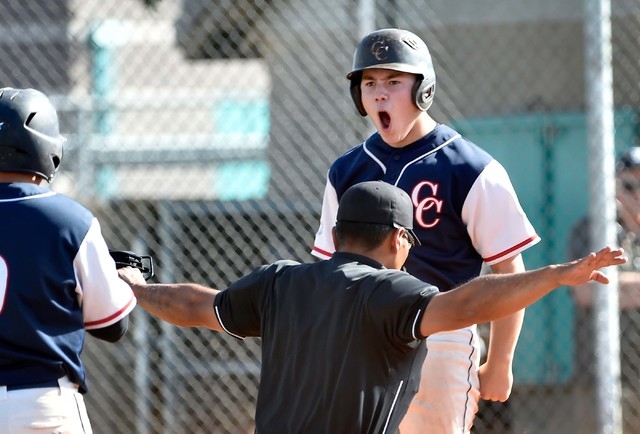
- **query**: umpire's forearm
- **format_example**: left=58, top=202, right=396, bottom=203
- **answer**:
left=453, top=270, right=559, bottom=324
left=131, top=282, right=222, bottom=330
left=430, top=245, right=625, bottom=335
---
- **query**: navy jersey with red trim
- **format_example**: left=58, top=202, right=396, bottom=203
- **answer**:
left=0, top=182, right=136, bottom=393
left=214, top=252, right=437, bottom=433
left=313, top=124, right=540, bottom=292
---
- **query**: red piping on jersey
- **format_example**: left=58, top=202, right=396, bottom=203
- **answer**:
left=85, top=295, right=136, bottom=328
left=312, top=246, right=334, bottom=258
left=483, top=235, right=539, bottom=263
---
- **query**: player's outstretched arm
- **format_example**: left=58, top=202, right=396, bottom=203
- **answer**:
left=118, top=267, right=223, bottom=331
left=421, top=246, right=626, bottom=337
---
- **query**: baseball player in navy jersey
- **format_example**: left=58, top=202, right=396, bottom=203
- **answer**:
left=0, top=87, right=136, bottom=433
left=312, top=29, right=540, bottom=433
left=118, top=180, right=623, bottom=434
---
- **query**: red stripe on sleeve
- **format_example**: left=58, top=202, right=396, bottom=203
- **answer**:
left=312, top=246, right=334, bottom=259
left=483, top=235, right=540, bottom=263
left=85, top=295, right=136, bottom=328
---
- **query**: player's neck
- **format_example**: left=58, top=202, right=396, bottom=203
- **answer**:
left=0, top=172, right=44, bottom=184
left=414, top=115, right=437, bottom=139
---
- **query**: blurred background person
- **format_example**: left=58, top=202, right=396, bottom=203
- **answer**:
left=567, top=146, right=640, bottom=434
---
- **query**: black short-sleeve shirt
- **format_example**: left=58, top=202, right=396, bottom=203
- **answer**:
left=214, top=251, right=437, bottom=434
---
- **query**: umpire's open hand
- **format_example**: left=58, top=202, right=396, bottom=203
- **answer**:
left=557, top=246, right=626, bottom=287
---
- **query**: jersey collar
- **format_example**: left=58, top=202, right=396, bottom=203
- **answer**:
left=332, top=251, right=386, bottom=269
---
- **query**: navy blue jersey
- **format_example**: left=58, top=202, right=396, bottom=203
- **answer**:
left=214, top=252, right=437, bottom=433
left=313, top=124, right=539, bottom=291
left=0, top=182, right=136, bottom=392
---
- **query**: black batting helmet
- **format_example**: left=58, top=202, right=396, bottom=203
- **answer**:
left=0, top=87, right=65, bottom=182
left=347, top=28, right=436, bottom=116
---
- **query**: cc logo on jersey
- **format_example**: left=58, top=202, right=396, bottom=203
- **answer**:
left=411, top=181, right=443, bottom=228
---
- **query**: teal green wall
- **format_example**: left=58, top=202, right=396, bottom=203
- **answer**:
left=453, top=110, right=638, bottom=385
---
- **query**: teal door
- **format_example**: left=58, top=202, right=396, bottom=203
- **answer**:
left=453, top=110, right=638, bottom=384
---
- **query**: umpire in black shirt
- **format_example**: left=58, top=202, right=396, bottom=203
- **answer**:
left=119, top=181, right=625, bottom=434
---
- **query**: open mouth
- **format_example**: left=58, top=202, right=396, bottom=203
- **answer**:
left=378, top=111, right=391, bottom=130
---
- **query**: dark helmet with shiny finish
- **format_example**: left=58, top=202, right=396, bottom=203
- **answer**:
left=0, top=87, right=65, bottom=182
left=347, top=28, right=436, bottom=116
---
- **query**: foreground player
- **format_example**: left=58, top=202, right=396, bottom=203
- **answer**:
left=312, top=28, right=539, bottom=432
left=0, top=87, right=136, bottom=433
left=120, top=181, right=623, bottom=434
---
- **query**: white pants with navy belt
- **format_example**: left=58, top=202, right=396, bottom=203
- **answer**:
left=0, top=376, right=92, bottom=433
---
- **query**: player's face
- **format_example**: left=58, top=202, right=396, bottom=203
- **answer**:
left=360, top=69, right=424, bottom=148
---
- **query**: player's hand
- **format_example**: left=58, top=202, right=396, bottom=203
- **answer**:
left=118, top=266, right=146, bottom=287
left=478, top=361, right=513, bottom=402
left=556, top=246, right=626, bottom=286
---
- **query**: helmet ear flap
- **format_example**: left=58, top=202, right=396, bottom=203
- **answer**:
left=413, top=78, right=435, bottom=111
left=350, top=74, right=367, bottom=117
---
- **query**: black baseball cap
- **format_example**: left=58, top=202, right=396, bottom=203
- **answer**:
left=617, top=147, right=640, bottom=172
left=337, top=181, right=421, bottom=246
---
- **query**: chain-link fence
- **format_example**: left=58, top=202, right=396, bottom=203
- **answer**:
left=2, top=0, right=640, bottom=432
